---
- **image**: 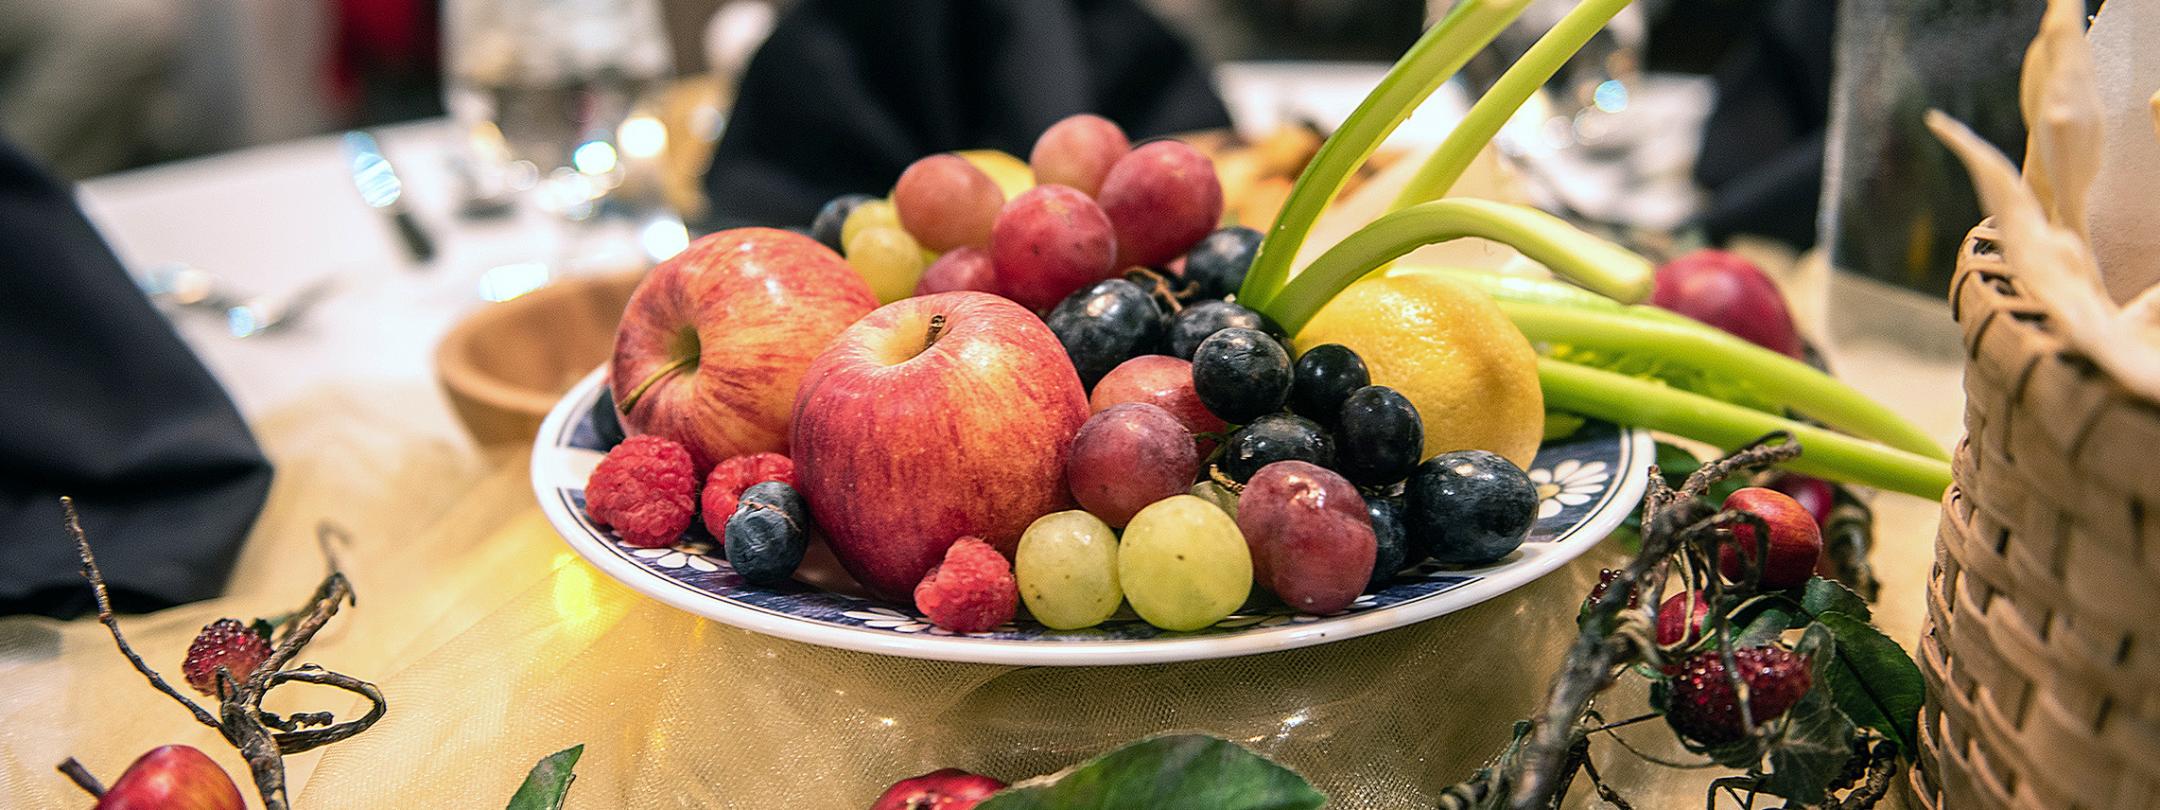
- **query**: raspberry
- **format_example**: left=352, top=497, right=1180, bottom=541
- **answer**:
left=585, top=435, right=698, bottom=548
left=913, top=537, right=1018, bottom=633
left=1666, top=646, right=1813, bottom=745
left=182, top=619, right=271, bottom=696
left=700, top=452, right=796, bottom=538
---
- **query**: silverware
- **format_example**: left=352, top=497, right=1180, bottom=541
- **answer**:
left=139, top=263, right=336, bottom=338
left=342, top=131, right=436, bottom=264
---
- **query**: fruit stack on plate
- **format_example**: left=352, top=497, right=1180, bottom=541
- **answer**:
left=583, top=114, right=1551, bottom=635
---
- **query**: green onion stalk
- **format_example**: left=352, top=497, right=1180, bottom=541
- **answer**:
left=1540, top=361, right=1951, bottom=498
left=1236, top=0, right=1535, bottom=312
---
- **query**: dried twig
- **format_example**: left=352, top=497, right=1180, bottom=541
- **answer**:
left=57, top=499, right=384, bottom=810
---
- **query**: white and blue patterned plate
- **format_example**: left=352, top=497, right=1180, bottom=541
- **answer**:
left=533, top=368, right=1651, bottom=665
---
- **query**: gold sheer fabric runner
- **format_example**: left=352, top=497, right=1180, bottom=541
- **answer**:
left=0, top=261, right=1949, bottom=808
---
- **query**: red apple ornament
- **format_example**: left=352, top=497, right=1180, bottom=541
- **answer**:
left=791, top=292, right=1090, bottom=601
left=90, top=746, right=245, bottom=810
left=610, top=228, right=877, bottom=471
left=1718, top=487, right=1824, bottom=589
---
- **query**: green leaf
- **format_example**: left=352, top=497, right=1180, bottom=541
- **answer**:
left=506, top=744, right=585, bottom=810
left=1799, top=577, right=1870, bottom=623
left=1813, top=612, right=1923, bottom=753
left=977, top=734, right=1323, bottom=810
left=1758, top=687, right=1858, bottom=803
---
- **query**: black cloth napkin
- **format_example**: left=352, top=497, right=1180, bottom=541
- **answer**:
left=701, top=0, right=1233, bottom=230
left=0, top=137, right=273, bottom=619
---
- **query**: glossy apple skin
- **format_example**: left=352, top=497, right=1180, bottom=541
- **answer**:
left=1088, top=355, right=1226, bottom=454
left=1718, top=487, right=1824, bottom=589
left=611, top=228, right=878, bottom=471
left=791, top=292, right=1090, bottom=601
left=96, top=746, right=244, bottom=810
left=871, top=768, right=1007, bottom=810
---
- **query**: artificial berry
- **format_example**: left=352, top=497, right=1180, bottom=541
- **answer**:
left=1665, top=646, right=1813, bottom=745
left=871, top=768, right=1007, bottom=810
left=181, top=619, right=271, bottom=696
left=1718, top=487, right=1824, bottom=589
left=1656, top=591, right=1709, bottom=647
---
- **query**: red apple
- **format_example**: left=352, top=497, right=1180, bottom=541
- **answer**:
left=1088, top=355, right=1226, bottom=453
left=611, top=228, right=877, bottom=471
left=92, top=746, right=245, bottom=810
left=1719, top=487, right=1824, bottom=589
left=1651, top=249, right=1806, bottom=359
left=791, top=292, right=1090, bottom=600
left=872, top=768, right=1006, bottom=810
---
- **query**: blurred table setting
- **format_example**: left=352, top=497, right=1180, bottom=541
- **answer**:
left=0, top=0, right=2054, bottom=807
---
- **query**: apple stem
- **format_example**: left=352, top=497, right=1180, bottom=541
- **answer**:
left=617, top=354, right=698, bottom=416
left=56, top=758, right=104, bottom=798
left=924, top=314, right=948, bottom=351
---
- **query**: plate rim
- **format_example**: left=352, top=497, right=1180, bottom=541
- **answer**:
left=532, top=367, right=1652, bottom=666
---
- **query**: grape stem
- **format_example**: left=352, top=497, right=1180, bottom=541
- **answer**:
left=1237, top=0, right=1534, bottom=310
left=1260, top=199, right=1654, bottom=334
left=1536, top=359, right=1952, bottom=499
left=1498, top=300, right=1947, bottom=460
left=1391, top=0, right=1640, bottom=210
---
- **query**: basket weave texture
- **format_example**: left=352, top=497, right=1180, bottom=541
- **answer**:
left=1911, top=222, right=2160, bottom=809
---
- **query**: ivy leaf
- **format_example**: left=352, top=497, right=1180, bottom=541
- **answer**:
left=1814, top=611, right=1923, bottom=753
left=1799, top=577, right=1870, bottom=623
left=506, top=744, right=585, bottom=810
left=1757, top=687, right=1858, bottom=803
left=976, top=734, right=1323, bottom=810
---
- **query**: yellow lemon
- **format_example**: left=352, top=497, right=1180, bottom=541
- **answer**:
left=958, top=149, right=1036, bottom=200
left=1293, top=271, right=1544, bottom=469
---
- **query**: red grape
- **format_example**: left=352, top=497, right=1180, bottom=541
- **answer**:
left=1651, top=249, right=1805, bottom=358
left=893, top=154, right=1004, bottom=251
left=1089, top=355, right=1227, bottom=454
left=1029, top=113, right=1130, bottom=196
left=1096, top=140, right=1223, bottom=268
left=1065, top=403, right=1199, bottom=527
left=914, top=246, right=999, bottom=296
left=990, top=184, right=1118, bottom=311
left=1236, top=460, right=1376, bottom=614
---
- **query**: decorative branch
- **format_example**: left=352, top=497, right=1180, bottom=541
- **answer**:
left=65, top=498, right=222, bottom=730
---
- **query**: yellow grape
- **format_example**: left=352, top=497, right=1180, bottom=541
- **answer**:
left=844, top=226, right=930, bottom=304
left=1118, top=495, right=1251, bottom=631
left=840, top=199, right=899, bottom=249
left=1015, top=511, right=1122, bottom=630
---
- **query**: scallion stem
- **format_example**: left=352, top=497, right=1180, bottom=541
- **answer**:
left=1260, top=198, right=1653, bottom=334
left=1538, top=359, right=1951, bottom=499
left=1237, top=0, right=1534, bottom=310
left=1391, top=0, right=1639, bottom=209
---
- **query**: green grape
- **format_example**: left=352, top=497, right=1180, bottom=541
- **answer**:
left=1189, top=481, right=1239, bottom=519
left=844, top=226, right=929, bottom=304
left=840, top=198, right=899, bottom=249
left=1118, top=495, right=1251, bottom=631
left=1015, top=511, right=1122, bottom=630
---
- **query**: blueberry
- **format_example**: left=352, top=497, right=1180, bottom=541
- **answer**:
left=1167, top=300, right=1276, bottom=360
left=1217, top=414, right=1333, bottom=483
left=1182, top=226, right=1263, bottom=299
left=1406, top=450, right=1538, bottom=565
left=589, top=387, right=625, bottom=449
left=1365, top=496, right=1412, bottom=587
left=739, top=481, right=809, bottom=531
left=1336, top=385, right=1423, bottom=486
left=725, top=486, right=810, bottom=586
left=1289, top=344, right=1369, bottom=426
left=1191, top=327, right=1291, bottom=423
left=1045, top=279, right=1166, bottom=388
left=809, top=193, right=877, bottom=252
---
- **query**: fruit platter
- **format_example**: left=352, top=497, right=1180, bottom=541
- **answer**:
left=531, top=14, right=1950, bottom=666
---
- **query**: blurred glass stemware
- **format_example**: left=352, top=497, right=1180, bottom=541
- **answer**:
left=443, top=0, right=685, bottom=295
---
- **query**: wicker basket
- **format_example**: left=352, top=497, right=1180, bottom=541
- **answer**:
left=1910, top=222, right=2160, bottom=809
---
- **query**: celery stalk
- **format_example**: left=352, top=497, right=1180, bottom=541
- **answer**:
left=1237, top=0, right=1534, bottom=311
left=1539, top=359, right=1952, bottom=499
left=1391, top=0, right=1639, bottom=209
left=1501, top=300, right=1948, bottom=460
left=1260, top=198, right=1653, bottom=334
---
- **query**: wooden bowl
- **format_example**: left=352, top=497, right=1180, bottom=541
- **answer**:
left=435, top=271, right=644, bottom=446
